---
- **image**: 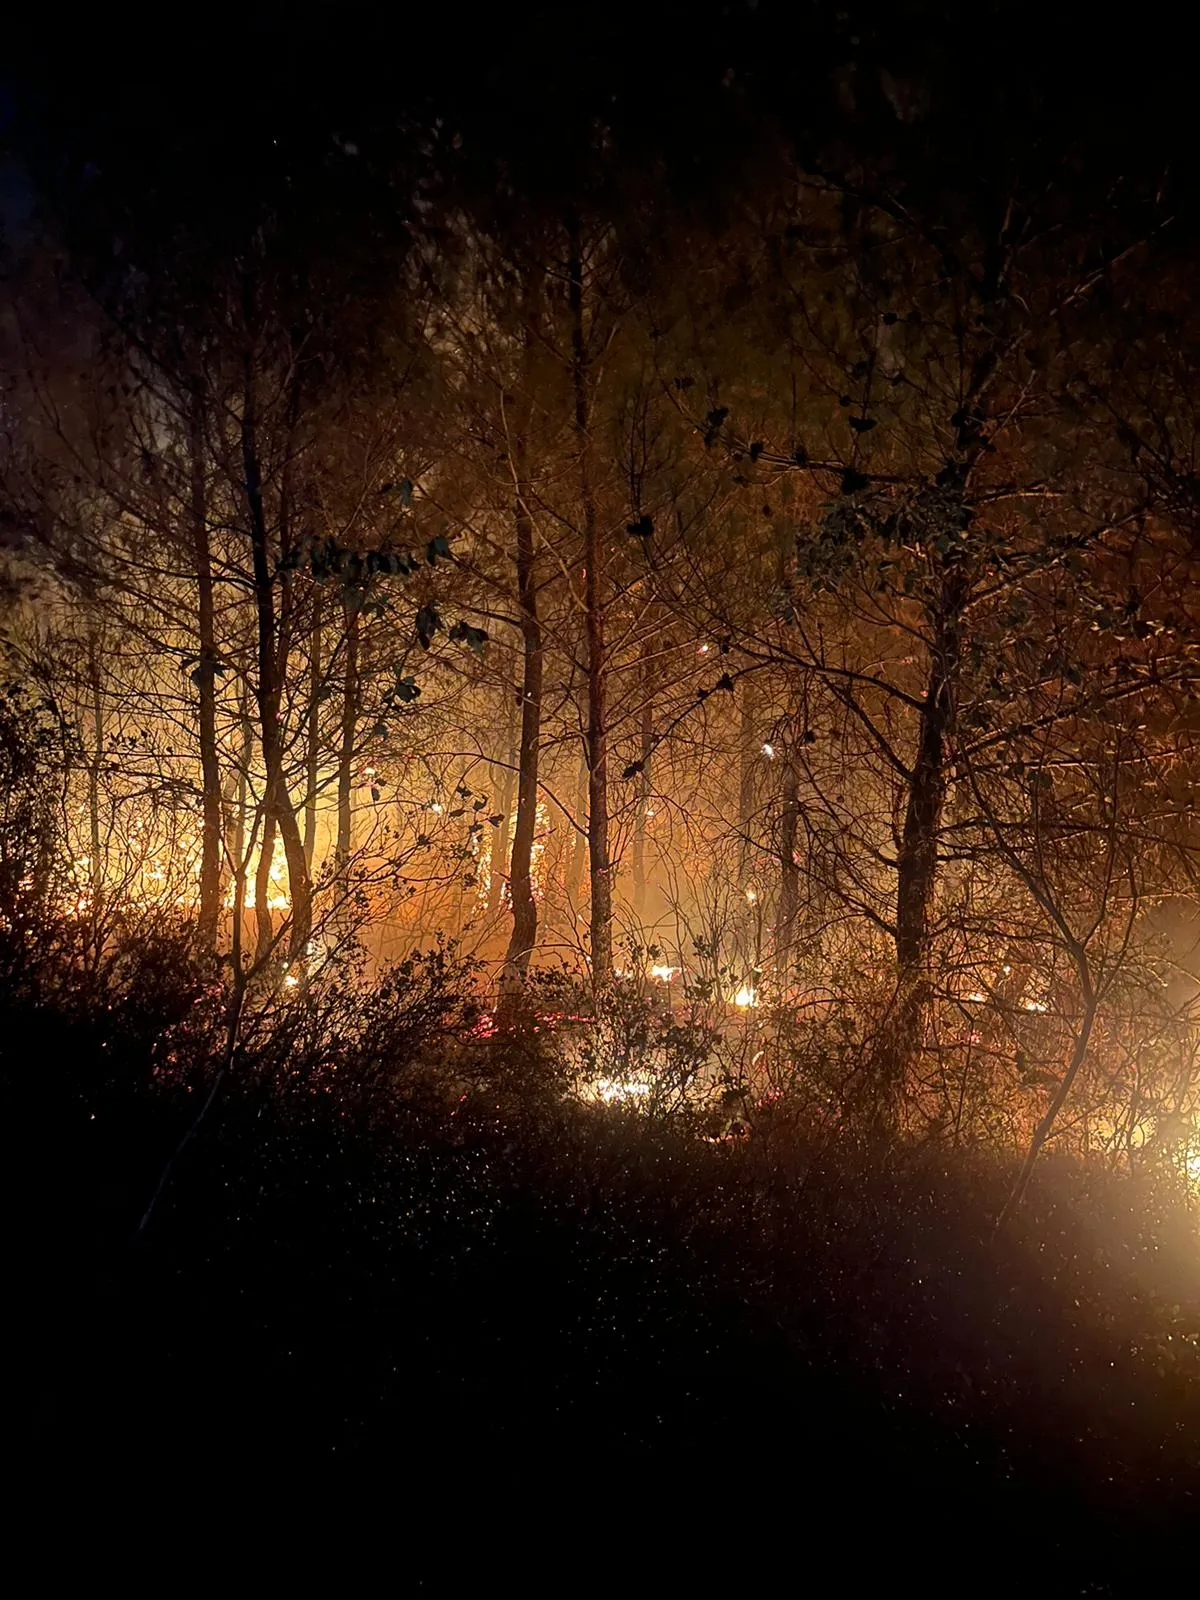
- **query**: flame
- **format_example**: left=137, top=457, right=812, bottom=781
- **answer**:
left=229, top=848, right=290, bottom=911
left=588, top=1077, right=652, bottom=1105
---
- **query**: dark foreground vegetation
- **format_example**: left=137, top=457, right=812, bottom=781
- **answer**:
left=9, top=937, right=1199, bottom=1586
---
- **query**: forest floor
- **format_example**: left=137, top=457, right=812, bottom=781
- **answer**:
left=16, top=1078, right=1200, bottom=1589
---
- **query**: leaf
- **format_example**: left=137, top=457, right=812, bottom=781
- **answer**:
left=427, top=534, right=452, bottom=564
left=449, top=620, right=488, bottom=655
left=393, top=675, right=421, bottom=704
left=748, top=440, right=764, bottom=462
left=841, top=467, right=870, bottom=494
left=849, top=416, right=877, bottom=433
left=415, top=604, right=442, bottom=649
left=626, top=515, right=654, bottom=539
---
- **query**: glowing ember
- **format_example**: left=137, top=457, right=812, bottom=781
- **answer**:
left=733, top=985, right=758, bottom=1008
left=761, top=743, right=775, bottom=759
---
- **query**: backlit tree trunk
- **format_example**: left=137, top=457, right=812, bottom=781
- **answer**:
left=775, top=744, right=800, bottom=979
left=568, top=223, right=612, bottom=986
left=241, top=345, right=311, bottom=964
left=302, top=587, right=323, bottom=870
left=501, top=410, right=543, bottom=995
left=887, top=562, right=968, bottom=1085
left=632, top=639, right=654, bottom=922
left=190, top=389, right=222, bottom=945
left=335, top=592, right=361, bottom=878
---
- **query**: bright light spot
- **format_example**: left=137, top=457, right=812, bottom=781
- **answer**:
left=745, top=887, right=757, bottom=903
left=966, top=990, right=987, bottom=1004
left=698, top=643, right=711, bottom=655
left=590, top=1077, right=652, bottom=1105
left=284, top=974, right=299, bottom=989
left=645, top=805, right=656, bottom=818
left=228, top=849, right=290, bottom=911
left=1021, top=998, right=1049, bottom=1013
left=734, top=985, right=758, bottom=1008
left=650, top=963, right=679, bottom=983
left=430, top=801, right=444, bottom=815
left=761, top=743, right=775, bottom=759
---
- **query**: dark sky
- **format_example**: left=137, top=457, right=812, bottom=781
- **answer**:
left=3, top=3, right=1195, bottom=259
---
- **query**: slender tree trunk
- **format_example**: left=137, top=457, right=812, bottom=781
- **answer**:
left=887, top=563, right=968, bottom=1086
left=487, top=696, right=517, bottom=918
left=775, top=746, right=800, bottom=980
left=190, top=390, right=222, bottom=945
left=336, top=593, right=360, bottom=875
left=254, top=807, right=277, bottom=958
left=501, top=416, right=543, bottom=995
left=303, top=588, right=323, bottom=870
left=84, top=624, right=104, bottom=951
left=241, top=343, right=311, bottom=963
left=997, top=980, right=1098, bottom=1227
left=737, top=677, right=757, bottom=882
left=566, top=751, right=588, bottom=905
left=632, top=638, right=653, bottom=922
left=229, top=678, right=253, bottom=947
left=568, top=222, right=612, bottom=986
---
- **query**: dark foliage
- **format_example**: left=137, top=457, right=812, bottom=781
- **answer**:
left=9, top=942, right=1200, bottom=1581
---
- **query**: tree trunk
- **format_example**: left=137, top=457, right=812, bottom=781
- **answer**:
left=85, top=625, right=104, bottom=918
left=229, top=679, right=253, bottom=947
left=487, top=699, right=517, bottom=918
left=775, top=746, right=800, bottom=981
left=737, top=676, right=757, bottom=882
left=888, top=563, right=968, bottom=1085
left=632, top=638, right=653, bottom=922
left=336, top=592, right=360, bottom=875
left=501, top=417, right=543, bottom=996
left=241, top=346, right=311, bottom=964
left=190, top=390, right=222, bottom=945
left=997, top=980, right=1098, bottom=1227
left=254, top=806, right=277, bottom=959
left=566, top=751, right=588, bottom=906
left=568, top=222, right=612, bottom=986
left=303, top=587, right=323, bottom=870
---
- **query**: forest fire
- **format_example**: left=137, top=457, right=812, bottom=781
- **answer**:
left=5, top=6, right=1200, bottom=1565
